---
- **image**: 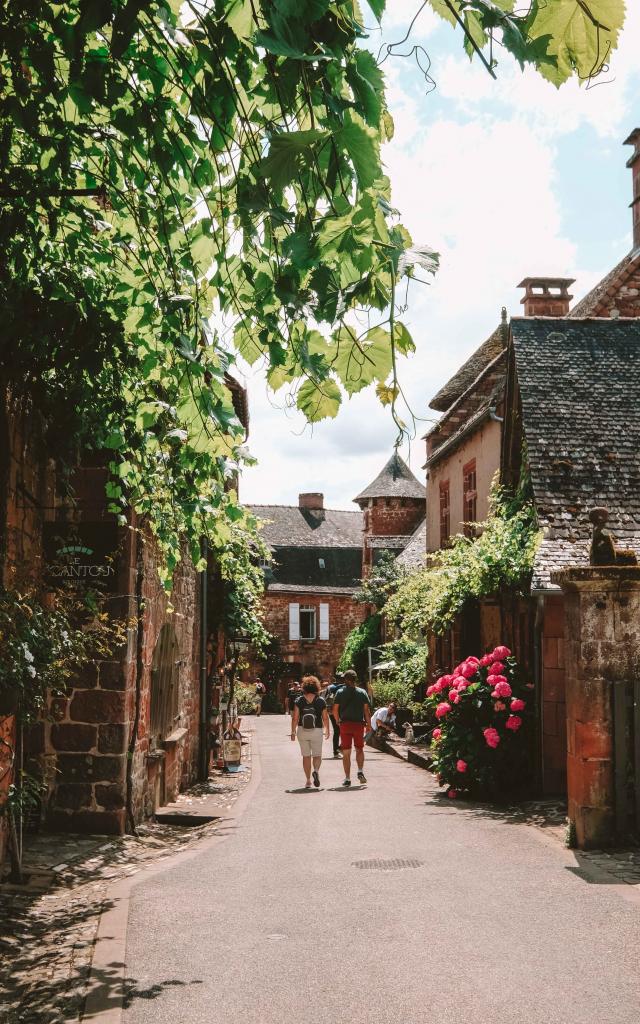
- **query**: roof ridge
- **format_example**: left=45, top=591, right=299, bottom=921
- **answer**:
left=247, top=503, right=360, bottom=514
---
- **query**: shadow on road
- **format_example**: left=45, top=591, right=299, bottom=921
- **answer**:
left=421, top=790, right=567, bottom=833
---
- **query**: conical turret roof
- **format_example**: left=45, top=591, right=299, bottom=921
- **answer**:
left=354, top=453, right=425, bottom=504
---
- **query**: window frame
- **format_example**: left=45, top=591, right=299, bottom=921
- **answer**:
left=299, top=605, right=316, bottom=641
left=462, top=458, right=477, bottom=537
left=439, top=479, right=450, bottom=547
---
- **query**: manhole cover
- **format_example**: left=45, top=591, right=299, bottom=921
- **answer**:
left=352, top=857, right=423, bottom=871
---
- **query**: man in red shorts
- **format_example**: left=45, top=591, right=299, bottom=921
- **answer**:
left=332, top=669, right=372, bottom=787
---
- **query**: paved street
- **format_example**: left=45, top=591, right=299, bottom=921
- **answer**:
left=122, top=717, right=640, bottom=1024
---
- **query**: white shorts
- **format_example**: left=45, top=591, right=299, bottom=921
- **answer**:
left=297, top=727, right=324, bottom=757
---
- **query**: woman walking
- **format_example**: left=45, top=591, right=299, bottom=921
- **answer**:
left=290, top=676, right=330, bottom=789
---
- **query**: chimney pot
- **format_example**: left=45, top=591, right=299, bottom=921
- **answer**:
left=299, top=492, right=324, bottom=511
left=517, top=277, right=575, bottom=317
left=624, top=128, right=640, bottom=250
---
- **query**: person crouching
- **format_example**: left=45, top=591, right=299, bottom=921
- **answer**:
left=291, top=676, right=330, bottom=789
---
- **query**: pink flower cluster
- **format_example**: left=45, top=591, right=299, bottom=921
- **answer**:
left=426, top=645, right=527, bottom=790
left=483, top=727, right=500, bottom=748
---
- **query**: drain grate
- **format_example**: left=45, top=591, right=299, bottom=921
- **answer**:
left=352, top=857, right=423, bottom=871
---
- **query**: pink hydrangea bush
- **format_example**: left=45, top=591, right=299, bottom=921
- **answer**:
left=424, top=645, right=531, bottom=799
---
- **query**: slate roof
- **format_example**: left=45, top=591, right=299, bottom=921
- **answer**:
left=568, top=251, right=639, bottom=318
left=264, top=545, right=362, bottom=592
left=396, top=518, right=427, bottom=570
left=510, top=317, right=640, bottom=589
left=429, top=324, right=505, bottom=412
left=354, top=453, right=424, bottom=503
left=248, top=505, right=362, bottom=548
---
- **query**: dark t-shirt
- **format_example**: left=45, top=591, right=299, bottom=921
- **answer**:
left=287, top=688, right=299, bottom=708
left=334, top=685, right=371, bottom=723
left=295, top=695, right=326, bottom=728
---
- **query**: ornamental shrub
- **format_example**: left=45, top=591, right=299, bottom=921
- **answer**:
left=425, top=646, right=533, bottom=800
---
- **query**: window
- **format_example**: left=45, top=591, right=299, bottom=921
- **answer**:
left=439, top=480, right=450, bottom=547
left=300, top=606, right=316, bottom=640
left=463, top=459, right=477, bottom=537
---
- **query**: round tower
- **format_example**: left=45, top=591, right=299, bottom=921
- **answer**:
left=354, top=452, right=425, bottom=571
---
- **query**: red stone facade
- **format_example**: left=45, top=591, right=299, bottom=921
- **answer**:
left=1, top=395, right=206, bottom=854
left=45, top=517, right=202, bottom=835
left=255, top=591, right=368, bottom=702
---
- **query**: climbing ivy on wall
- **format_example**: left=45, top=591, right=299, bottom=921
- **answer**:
left=385, top=487, right=541, bottom=643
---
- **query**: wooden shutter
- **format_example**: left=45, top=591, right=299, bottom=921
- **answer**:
left=319, top=602, right=329, bottom=640
left=289, top=603, right=300, bottom=641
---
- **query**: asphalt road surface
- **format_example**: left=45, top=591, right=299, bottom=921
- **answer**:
left=123, top=716, right=640, bottom=1024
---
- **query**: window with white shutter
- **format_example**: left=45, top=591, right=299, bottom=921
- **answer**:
left=319, top=602, right=329, bottom=640
left=288, top=603, right=300, bottom=641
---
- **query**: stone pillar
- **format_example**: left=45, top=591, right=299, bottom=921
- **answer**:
left=552, top=567, right=640, bottom=849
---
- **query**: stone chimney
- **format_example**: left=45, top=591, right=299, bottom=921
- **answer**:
left=298, top=492, right=324, bottom=511
left=624, top=128, right=640, bottom=250
left=518, top=277, right=575, bottom=317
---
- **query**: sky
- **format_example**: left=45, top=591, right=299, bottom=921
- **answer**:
left=239, top=1, right=640, bottom=511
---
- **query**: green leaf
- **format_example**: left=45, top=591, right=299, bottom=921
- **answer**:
left=262, top=129, right=329, bottom=191
left=234, top=322, right=263, bottom=365
left=366, top=0, right=386, bottom=23
left=525, top=0, right=625, bottom=85
left=331, top=324, right=393, bottom=394
left=225, top=0, right=255, bottom=41
left=346, top=49, right=384, bottom=128
left=393, top=322, right=415, bottom=355
left=376, top=381, right=398, bottom=407
left=296, top=378, right=342, bottom=421
left=335, top=111, right=380, bottom=189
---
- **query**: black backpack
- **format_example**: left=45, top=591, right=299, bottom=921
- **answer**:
left=300, top=699, right=319, bottom=730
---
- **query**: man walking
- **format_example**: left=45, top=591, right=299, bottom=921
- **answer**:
left=332, top=669, right=371, bottom=787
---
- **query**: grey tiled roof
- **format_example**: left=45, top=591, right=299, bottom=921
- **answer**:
left=354, top=453, right=424, bottom=502
left=429, top=325, right=504, bottom=412
left=248, top=505, right=362, bottom=548
left=264, top=545, right=362, bottom=590
left=396, top=519, right=427, bottom=569
left=367, top=535, right=411, bottom=549
left=511, top=317, right=640, bottom=589
left=568, top=251, right=638, bottom=317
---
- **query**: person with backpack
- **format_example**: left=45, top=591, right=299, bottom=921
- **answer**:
left=332, top=669, right=372, bottom=787
left=290, top=676, right=330, bottom=789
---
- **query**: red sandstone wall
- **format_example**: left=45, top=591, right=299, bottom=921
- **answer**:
left=254, top=591, right=368, bottom=700
left=367, top=497, right=424, bottom=538
left=427, top=418, right=501, bottom=552
left=47, top=524, right=202, bottom=833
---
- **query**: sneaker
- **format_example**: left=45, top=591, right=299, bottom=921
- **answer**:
left=333, top=751, right=341, bottom=758
left=312, top=770, right=320, bottom=788
left=304, top=780, right=312, bottom=789
left=341, top=778, right=351, bottom=787
left=357, top=771, right=367, bottom=784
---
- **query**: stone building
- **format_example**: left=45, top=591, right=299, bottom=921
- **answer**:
left=1, top=379, right=248, bottom=854
left=247, top=454, right=425, bottom=701
left=420, top=128, right=640, bottom=794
